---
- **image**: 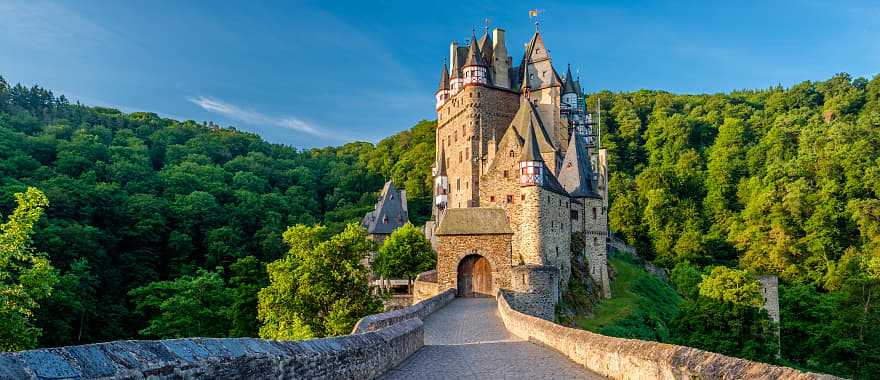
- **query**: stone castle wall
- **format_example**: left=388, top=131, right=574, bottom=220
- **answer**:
left=435, top=233, right=513, bottom=294
left=496, top=290, right=837, bottom=380
left=582, top=196, right=610, bottom=297
left=510, top=265, right=560, bottom=320
left=436, top=85, right=518, bottom=209
left=0, top=320, right=424, bottom=380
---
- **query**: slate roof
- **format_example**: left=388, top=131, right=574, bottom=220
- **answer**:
left=558, top=133, right=601, bottom=198
left=562, top=64, right=577, bottom=95
left=362, top=181, right=409, bottom=235
left=478, top=32, right=493, bottom=65
left=520, top=121, right=543, bottom=162
left=435, top=208, right=512, bottom=235
left=510, top=97, right=556, bottom=154
left=463, top=34, right=484, bottom=67
left=437, top=145, right=447, bottom=176
left=438, top=63, right=449, bottom=91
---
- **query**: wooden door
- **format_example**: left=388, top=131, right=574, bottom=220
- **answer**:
left=457, top=255, right=492, bottom=297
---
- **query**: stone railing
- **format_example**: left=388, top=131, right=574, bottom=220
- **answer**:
left=352, top=288, right=455, bottom=334
left=496, top=290, right=838, bottom=380
left=412, top=270, right=440, bottom=303
left=0, top=318, right=423, bottom=380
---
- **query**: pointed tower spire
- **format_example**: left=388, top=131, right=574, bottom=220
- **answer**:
left=463, top=31, right=484, bottom=67
left=437, top=145, right=447, bottom=176
left=438, top=62, right=449, bottom=92
left=558, top=130, right=600, bottom=198
left=562, top=63, right=577, bottom=95
left=519, top=121, right=545, bottom=187
left=520, top=120, right=544, bottom=162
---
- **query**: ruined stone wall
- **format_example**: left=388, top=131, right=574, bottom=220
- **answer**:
left=0, top=319, right=424, bottom=380
left=435, top=234, right=513, bottom=294
left=496, top=290, right=837, bottom=380
left=758, top=275, right=780, bottom=325
left=436, top=85, right=518, bottom=209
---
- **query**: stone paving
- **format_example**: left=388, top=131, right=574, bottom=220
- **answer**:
left=380, top=298, right=604, bottom=380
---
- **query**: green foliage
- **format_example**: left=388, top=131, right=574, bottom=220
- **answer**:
left=0, top=187, right=57, bottom=351
left=671, top=297, right=779, bottom=363
left=129, top=268, right=232, bottom=338
left=228, top=256, right=267, bottom=337
left=372, top=223, right=435, bottom=285
left=0, top=77, right=435, bottom=347
left=576, top=255, right=681, bottom=342
left=258, top=223, right=382, bottom=340
left=670, top=261, right=702, bottom=300
left=698, top=266, right=763, bottom=307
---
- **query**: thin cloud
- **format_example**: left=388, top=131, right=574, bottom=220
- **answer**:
left=188, top=96, right=337, bottom=140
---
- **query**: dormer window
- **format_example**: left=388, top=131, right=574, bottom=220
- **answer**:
left=383, top=215, right=388, bottom=224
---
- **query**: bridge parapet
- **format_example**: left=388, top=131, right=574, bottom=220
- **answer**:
left=353, top=288, right=455, bottom=334
left=0, top=318, right=423, bottom=380
left=496, top=290, right=838, bottom=380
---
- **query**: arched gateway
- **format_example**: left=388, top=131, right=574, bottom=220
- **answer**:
left=457, top=254, right=493, bottom=297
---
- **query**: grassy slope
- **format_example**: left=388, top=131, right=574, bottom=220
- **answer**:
left=575, top=254, right=681, bottom=341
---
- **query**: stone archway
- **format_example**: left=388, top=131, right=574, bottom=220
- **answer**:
left=457, top=254, right=493, bottom=297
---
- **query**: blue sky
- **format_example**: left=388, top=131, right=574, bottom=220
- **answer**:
left=2, top=1, right=878, bottom=148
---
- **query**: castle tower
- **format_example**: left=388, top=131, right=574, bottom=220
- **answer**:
left=433, top=145, right=449, bottom=219
left=561, top=64, right=578, bottom=109
left=491, top=28, right=511, bottom=89
left=435, top=63, right=450, bottom=109
left=520, top=32, right=565, bottom=151
left=449, top=41, right=464, bottom=94
left=558, top=131, right=610, bottom=297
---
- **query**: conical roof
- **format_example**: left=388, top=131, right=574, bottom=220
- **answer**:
left=437, top=145, right=447, bottom=176
left=520, top=120, right=543, bottom=162
left=562, top=64, right=577, bottom=95
left=463, top=33, right=484, bottom=67
left=438, top=63, right=449, bottom=92
left=478, top=32, right=493, bottom=64
left=558, top=132, right=600, bottom=198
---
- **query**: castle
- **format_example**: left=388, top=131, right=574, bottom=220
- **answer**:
left=423, top=26, right=611, bottom=319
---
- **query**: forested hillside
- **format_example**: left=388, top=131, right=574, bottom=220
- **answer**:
left=0, top=75, right=434, bottom=347
left=2, top=73, right=878, bottom=378
left=594, top=73, right=880, bottom=378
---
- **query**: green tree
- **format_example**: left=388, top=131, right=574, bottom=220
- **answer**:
left=698, top=266, right=763, bottom=307
left=258, top=223, right=382, bottom=340
left=0, top=187, right=58, bottom=351
left=129, top=268, right=232, bottom=338
left=228, top=256, right=266, bottom=337
left=372, top=223, right=435, bottom=293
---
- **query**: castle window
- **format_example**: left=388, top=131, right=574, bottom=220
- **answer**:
left=602, top=207, right=605, bottom=214
left=490, top=195, right=495, bottom=202
left=503, top=170, right=509, bottom=178
left=509, top=150, right=515, bottom=158
left=593, top=237, right=598, bottom=246
left=506, top=194, right=514, bottom=204
left=571, top=210, right=578, bottom=220
left=459, top=151, right=462, bottom=163
left=521, top=194, right=525, bottom=201
left=457, top=178, right=461, bottom=190
left=593, top=207, right=597, bottom=220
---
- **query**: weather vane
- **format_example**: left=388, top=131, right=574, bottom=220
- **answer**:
left=483, top=18, right=492, bottom=34
left=528, top=9, right=545, bottom=31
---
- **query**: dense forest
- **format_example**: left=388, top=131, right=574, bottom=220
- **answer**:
left=2, top=72, right=879, bottom=378
left=0, top=75, right=435, bottom=348
left=594, top=73, right=879, bottom=378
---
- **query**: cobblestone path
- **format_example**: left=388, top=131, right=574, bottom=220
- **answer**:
left=380, top=298, right=604, bottom=379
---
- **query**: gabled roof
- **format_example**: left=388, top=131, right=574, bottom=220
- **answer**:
left=361, top=181, right=409, bottom=234
left=478, top=32, right=493, bottom=65
left=562, top=64, right=577, bottom=95
left=435, top=208, right=512, bottom=235
left=558, top=133, right=601, bottom=199
left=438, top=63, right=449, bottom=91
left=510, top=97, right=556, bottom=153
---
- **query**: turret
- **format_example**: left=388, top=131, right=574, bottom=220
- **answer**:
left=434, top=146, right=449, bottom=210
left=519, top=121, right=545, bottom=187
left=449, top=41, right=464, bottom=94
left=562, top=64, right=578, bottom=109
left=436, top=63, right=450, bottom=109
left=462, top=33, right=488, bottom=86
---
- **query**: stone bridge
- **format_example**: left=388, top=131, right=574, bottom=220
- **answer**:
left=0, top=290, right=837, bottom=380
